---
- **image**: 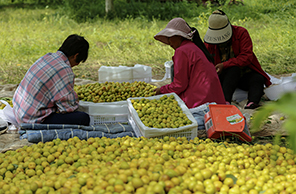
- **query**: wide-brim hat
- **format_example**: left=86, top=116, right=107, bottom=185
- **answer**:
left=154, top=18, right=194, bottom=45
left=204, top=10, right=233, bottom=44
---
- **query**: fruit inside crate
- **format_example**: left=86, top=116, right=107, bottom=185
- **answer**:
left=76, top=81, right=158, bottom=125
left=128, top=111, right=197, bottom=141
left=127, top=93, right=198, bottom=139
left=74, top=81, right=157, bottom=103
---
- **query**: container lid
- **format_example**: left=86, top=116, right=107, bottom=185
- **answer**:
left=208, top=104, right=245, bottom=132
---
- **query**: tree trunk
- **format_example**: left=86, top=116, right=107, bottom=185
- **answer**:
left=105, top=0, right=114, bottom=13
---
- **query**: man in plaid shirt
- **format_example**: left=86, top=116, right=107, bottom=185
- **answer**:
left=13, top=34, right=90, bottom=126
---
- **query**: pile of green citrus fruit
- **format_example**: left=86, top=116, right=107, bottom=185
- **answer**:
left=74, top=81, right=157, bottom=103
left=131, top=95, right=192, bottom=128
left=1, top=136, right=296, bottom=194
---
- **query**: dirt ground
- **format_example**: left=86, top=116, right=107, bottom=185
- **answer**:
left=0, top=76, right=288, bottom=153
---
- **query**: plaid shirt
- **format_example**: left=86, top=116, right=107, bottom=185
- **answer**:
left=13, top=51, right=79, bottom=124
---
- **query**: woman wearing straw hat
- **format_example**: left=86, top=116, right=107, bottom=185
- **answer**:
left=204, top=10, right=271, bottom=109
left=154, top=18, right=226, bottom=108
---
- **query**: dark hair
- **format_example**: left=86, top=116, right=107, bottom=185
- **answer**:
left=186, top=23, right=215, bottom=64
left=58, top=34, right=89, bottom=63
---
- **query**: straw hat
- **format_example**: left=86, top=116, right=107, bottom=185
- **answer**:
left=154, top=18, right=194, bottom=45
left=204, top=10, right=232, bottom=44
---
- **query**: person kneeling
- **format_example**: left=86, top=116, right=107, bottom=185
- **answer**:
left=204, top=10, right=271, bottom=109
left=13, top=34, right=90, bottom=126
left=153, top=18, right=226, bottom=108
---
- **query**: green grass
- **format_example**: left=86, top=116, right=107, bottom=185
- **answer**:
left=0, top=0, right=295, bottom=84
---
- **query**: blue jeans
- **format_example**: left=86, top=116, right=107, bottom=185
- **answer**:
left=42, top=111, right=90, bottom=126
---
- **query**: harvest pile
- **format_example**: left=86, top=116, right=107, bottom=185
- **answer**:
left=1, top=136, right=296, bottom=194
left=74, top=81, right=157, bottom=103
left=131, top=95, right=192, bottom=128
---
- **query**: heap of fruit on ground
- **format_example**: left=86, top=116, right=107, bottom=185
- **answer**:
left=1, top=136, right=296, bottom=194
left=74, top=81, right=157, bottom=103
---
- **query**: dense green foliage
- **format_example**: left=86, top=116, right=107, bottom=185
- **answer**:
left=0, top=0, right=295, bottom=84
left=2, top=0, right=296, bottom=22
left=65, top=0, right=202, bottom=22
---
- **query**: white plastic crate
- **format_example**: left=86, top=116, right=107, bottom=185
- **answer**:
left=99, top=79, right=134, bottom=84
left=151, top=60, right=173, bottom=83
left=127, top=93, right=198, bottom=140
left=90, top=114, right=128, bottom=125
left=98, top=64, right=152, bottom=83
left=128, top=111, right=197, bottom=141
left=133, top=77, right=152, bottom=83
left=79, top=100, right=128, bottom=125
left=99, top=78, right=152, bottom=83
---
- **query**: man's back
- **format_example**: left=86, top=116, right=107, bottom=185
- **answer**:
left=13, top=51, right=78, bottom=124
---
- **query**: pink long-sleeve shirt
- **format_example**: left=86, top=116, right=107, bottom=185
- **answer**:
left=160, top=40, right=226, bottom=108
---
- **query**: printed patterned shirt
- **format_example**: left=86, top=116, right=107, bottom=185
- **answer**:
left=13, top=51, right=79, bottom=124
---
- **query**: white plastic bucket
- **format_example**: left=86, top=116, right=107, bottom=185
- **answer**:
left=98, top=64, right=152, bottom=83
left=98, top=66, right=133, bottom=83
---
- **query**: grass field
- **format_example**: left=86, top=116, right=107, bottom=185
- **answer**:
left=0, top=0, right=295, bottom=84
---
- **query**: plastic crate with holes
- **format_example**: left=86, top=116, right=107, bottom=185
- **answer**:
left=98, top=64, right=152, bottom=83
left=127, top=93, right=198, bottom=140
left=79, top=100, right=128, bottom=125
